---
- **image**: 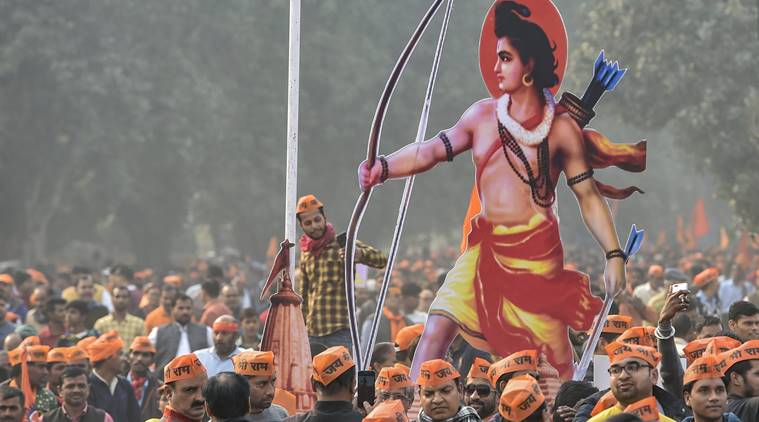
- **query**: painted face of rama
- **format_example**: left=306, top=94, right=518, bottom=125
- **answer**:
left=684, top=378, right=727, bottom=422
left=298, top=210, right=326, bottom=240
left=493, top=36, right=532, bottom=94
left=420, top=380, right=462, bottom=421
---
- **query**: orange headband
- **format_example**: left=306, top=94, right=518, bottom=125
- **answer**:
left=65, top=347, right=89, bottom=364
left=212, top=321, right=239, bottom=333
left=602, top=315, right=633, bottom=335
left=165, top=354, right=207, bottom=383
left=498, top=375, right=545, bottom=422
left=417, top=359, right=459, bottom=387
left=312, top=346, right=355, bottom=386
left=233, top=351, right=275, bottom=377
left=489, top=350, right=538, bottom=387
left=468, top=357, right=492, bottom=381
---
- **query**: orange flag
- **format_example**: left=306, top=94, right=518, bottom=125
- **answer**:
left=719, top=227, right=729, bottom=251
left=691, top=198, right=710, bottom=240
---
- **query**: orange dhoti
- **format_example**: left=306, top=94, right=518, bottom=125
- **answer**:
left=429, top=213, right=602, bottom=379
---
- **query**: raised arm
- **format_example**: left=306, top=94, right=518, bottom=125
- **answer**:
left=358, top=101, right=484, bottom=190
left=557, top=115, right=625, bottom=295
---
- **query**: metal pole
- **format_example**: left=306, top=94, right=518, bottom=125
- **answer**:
left=285, top=0, right=300, bottom=288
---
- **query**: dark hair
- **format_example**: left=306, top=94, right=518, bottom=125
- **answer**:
left=494, top=1, right=559, bottom=90
left=0, top=385, right=24, bottom=409
left=310, top=342, right=328, bottom=359
left=60, top=366, right=89, bottom=384
left=401, top=282, right=422, bottom=298
left=728, top=301, right=759, bottom=322
left=672, top=313, right=692, bottom=337
left=202, top=372, right=250, bottom=419
left=371, top=343, right=395, bottom=367
left=605, top=414, right=644, bottom=422
left=71, top=267, right=92, bottom=276
left=312, top=366, right=355, bottom=395
left=112, top=284, right=130, bottom=297
left=161, top=284, right=178, bottom=294
left=109, top=265, right=134, bottom=282
left=207, top=265, right=224, bottom=280
left=523, top=403, right=546, bottom=422
left=724, top=360, right=754, bottom=387
left=44, top=297, right=67, bottom=316
left=12, top=271, right=30, bottom=288
left=240, top=307, right=259, bottom=321
left=552, top=381, right=598, bottom=422
left=0, top=291, right=8, bottom=305
left=170, top=293, right=193, bottom=309
left=65, top=300, right=89, bottom=316
left=201, top=280, right=221, bottom=299
left=698, top=315, right=722, bottom=332
left=683, top=376, right=727, bottom=395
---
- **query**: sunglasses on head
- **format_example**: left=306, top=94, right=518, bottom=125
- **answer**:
left=465, top=384, right=492, bottom=396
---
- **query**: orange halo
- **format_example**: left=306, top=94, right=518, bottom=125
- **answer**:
left=479, top=0, right=568, bottom=98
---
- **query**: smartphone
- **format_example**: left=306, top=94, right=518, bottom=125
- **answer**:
left=672, top=282, right=688, bottom=293
left=336, top=232, right=347, bottom=248
left=357, top=370, right=376, bottom=407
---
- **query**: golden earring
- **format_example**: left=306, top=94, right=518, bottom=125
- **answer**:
left=522, top=74, right=533, bottom=86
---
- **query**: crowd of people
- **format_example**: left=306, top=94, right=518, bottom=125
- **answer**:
left=0, top=192, right=757, bottom=422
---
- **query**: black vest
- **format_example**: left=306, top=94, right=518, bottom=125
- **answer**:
left=43, top=405, right=108, bottom=422
left=154, top=323, right=210, bottom=373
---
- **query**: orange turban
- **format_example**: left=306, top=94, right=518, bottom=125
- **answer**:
left=376, top=366, right=413, bottom=392
left=233, top=351, right=275, bottom=377
left=489, top=350, right=538, bottom=387
left=164, top=354, right=207, bottom=383
left=0, top=274, right=14, bottom=285
left=684, top=355, right=723, bottom=385
left=498, top=375, right=544, bottom=422
left=395, top=324, right=424, bottom=352
left=65, top=347, right=89, bottom=364
left=705, top=336, right=742, bottom=357
left=296, top=194, right=323, bottom=215
left=77, top=336, right=97, bottom=350
left=129, top=336, right=156, bottom=354
left=694, top=268, right=719, bottom=287
left=163, top=275, right=183, bottom=287
left=312, top=346, right=355, bottom=386
left=47, top=348, right=68, bottom=364
left=605, top=342, right=661, bottom=368
left=417, top=359, right=459, bottom=387
left=364, top=400, right=408, bottom=422
left=212, top=321, right=239, bottom=333
left=467, top=357, right=492, bottom=381
left=648, top=265, right=664, bottom=277
left=87, top=331, right=124, bottom=363
left=623, top=397, right=660, bottom=422
left=617, top=326, right=657, bottom=349
left=602, top=315, right=633, bottom=335
left=716, top=340, right=759, bottom=375
left=26, top=268, right=48, bottom=285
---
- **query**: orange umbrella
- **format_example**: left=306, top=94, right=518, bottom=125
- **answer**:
left=260, top=241, right=316, bottom=412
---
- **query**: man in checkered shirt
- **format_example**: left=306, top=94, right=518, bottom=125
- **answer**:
left=296, top=194, right=387, bottom=351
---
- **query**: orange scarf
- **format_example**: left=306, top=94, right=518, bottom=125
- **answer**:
left=383, top=307, right=406, bottom=342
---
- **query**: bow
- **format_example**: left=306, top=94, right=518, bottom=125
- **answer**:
left=344, top=0, right=448, bottom=370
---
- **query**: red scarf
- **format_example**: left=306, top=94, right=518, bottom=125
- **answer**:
left=382, top=307, right=406, bottom=342
left=130, top=372, right=146, bottom=402
left=162, top=406, right=201, bottom=422
left=299, top=223, right=336, bottom=258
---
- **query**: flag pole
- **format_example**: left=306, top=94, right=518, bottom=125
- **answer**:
left=285, top=0, right=300, bottom=287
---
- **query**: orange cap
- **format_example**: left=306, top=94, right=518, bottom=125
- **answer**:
left=498, top=375, right=545, bottom=422
left=47, top=347, right=68, bottom=364
left=8, top=349, right=22, bottom=366
left=26, top=268, right=48, bottom=285
left=364, top=399, right=408, bottom=422
left=129, top=336, right=156, bottom=354
left=164, top=354, right=207, bottom=383
left=705, top=336, right=742, bottom=357
left=617, top=326, right=657, bottom=349
left=684, top=355, right=723, bottom=385
left=605, top=342, right=661, bottom=368
left=65, top=347, right=89, bottom=364
left=694, top=268, right=719, bottom=287
left=467, top=357, right=492, bottom=381
left=296, top=194, right=324, bottom=215
left=312, top=346, right=355, bottom=386
left=0, top=274, right=14, bottom=285
left=212, top=321, right=239, bottom=333
left=233, top=351, right=275, bottom=377
left=393, top=363, right=410, bottom=375
left=488, top=350, right=538, bottom=387
left=716, top=340, right=759, bottom=375
left=602, top=315, right=633, bottom=335
left=376, top=366, right=413, bottom=392
left=623, top=397, right=660, bottom=422
left=394, top=324, right=424, bottom=352
left=684, top=338, right=712, bottom=367
left=648, top=265, right=664, bottom=277
left=163, top=275, right=183, bottom=287
left=87, top=330, right=124, bottom=363
left=77, top=336, right=97, bottom=350
left=417, top=359, right=460, bottom=387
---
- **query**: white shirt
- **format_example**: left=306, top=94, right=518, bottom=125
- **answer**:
left=406, top=310, right=428, bottom=325
left=193, top=346, right=243, bottom=377
left=148, top=323, right=214, bottom=356
left=92, top=369, right=118, bottom=395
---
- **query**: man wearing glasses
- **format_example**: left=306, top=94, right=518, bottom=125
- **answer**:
left=587, top=342, right=677, bottom=422
left=464, top=357, right=497, bottom=421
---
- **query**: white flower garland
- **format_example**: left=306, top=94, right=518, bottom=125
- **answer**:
left=496, top=88, right=556, bottom=147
